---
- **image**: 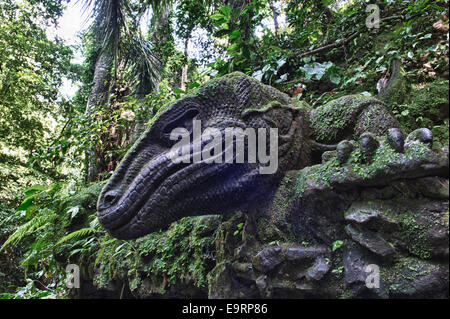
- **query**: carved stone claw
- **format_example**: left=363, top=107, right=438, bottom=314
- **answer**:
left=405, top=128, right=433, bottom=146
left=386, top=128, right=404, bottom=153
left=359, top=132, right=379, bottom=162
left=337, top=140, right=355, bottom=163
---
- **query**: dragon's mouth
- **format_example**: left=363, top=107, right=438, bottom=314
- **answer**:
left=104, top=164, right=244, bottom=239
left=109, top=161, right=251, bottom=240
left=97, top=139, right=239, bottom=238
left=97, top=129, right=262, bottom=239
left=97, top=154, right=191, bottom=235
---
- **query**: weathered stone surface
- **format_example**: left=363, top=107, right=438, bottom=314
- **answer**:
left=306, top=257, right=330, bottom=281
left=410, top=176, right=449, bottom=199
left=83, top=72, right=449, bottom=299
left=285, top=246, right=329, bottom=261
left=386, top=258, right=449, bottom=299
left=345, top=202, right=391, bottom=224
left=345, top=224, right=396, bottom=257
left=343, top=247, right=368, bottom=287
left=252, top=246, right=283, bottom=273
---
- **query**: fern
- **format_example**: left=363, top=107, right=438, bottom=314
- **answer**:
left=1, top=213, right=54, bottom=250
left=56, top=228, right=100, bottom=245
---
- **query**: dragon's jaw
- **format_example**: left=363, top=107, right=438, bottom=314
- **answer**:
left=97, top=146, right=269, bottom=239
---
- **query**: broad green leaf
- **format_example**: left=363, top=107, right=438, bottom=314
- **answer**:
left=329, top=72, right=341, bottom=85
left=188, top=82, right=200, bottom=90
left=210, top=13, right=225, bottom=21
left=229, top=30, right=241, bottom=40
left=17, top=197, right=34, bottom=212
left=220, top=5, right=231, bottom=17
left=24, top=185, right=47, bottom=196
left=172, top=88, right=186, bottom=94
left=252, top=70, right=263, bottom=81
left=68, top=206, right=80, bottom=219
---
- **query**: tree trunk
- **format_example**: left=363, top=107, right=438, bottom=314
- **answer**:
left=85, top=51, right=113, bottom=183
left=180, top=39, right=189, bottom=92
left=268, top=0, right=279, bottom=36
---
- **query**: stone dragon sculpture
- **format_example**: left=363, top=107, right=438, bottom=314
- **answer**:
left=97, top=72, right=449, bottom=298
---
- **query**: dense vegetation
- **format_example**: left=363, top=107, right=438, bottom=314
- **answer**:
left=0, top=0, right=448, bottom=298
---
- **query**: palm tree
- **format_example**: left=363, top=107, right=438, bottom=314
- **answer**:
left=81, top=0, right=171, bottom=182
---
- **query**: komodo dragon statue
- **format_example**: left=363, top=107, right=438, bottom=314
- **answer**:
left=97, top=71, right=449, bottom=298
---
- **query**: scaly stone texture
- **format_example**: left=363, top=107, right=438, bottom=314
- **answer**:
left=86, top=72, right=448, bottom=298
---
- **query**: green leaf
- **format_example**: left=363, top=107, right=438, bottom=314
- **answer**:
left=67, top=206, right=80, bottom=220
left=90, top=217, right=100, bottom=229
left=24, top=185, right=47, bottom=196
left=17, top=197, right=34, bottom=212
left=220, top=5, right=231, bottom=17
left=276, top=58, right=286, bottom=69
left=56, top=228, right=99, bottom=245
left=37, top=291, right=51, bottom=299
left=210, top=13, right=225, bottom=21
left=252, top=70, right=264, bottom=81
left=275, top=73, right=288, bottom=83
left=172, top=88, right=186, bottom=94
left=229, top=30, right=241, bottom=40
left=329, top=72, right=341, bottom=85
left=227, top=43, right=239, bottom=53
left=188, top=82, right=200, bottom=90
left=420, top=33, right=432, bottom=40
left=332, top=240, right=344, bottom=251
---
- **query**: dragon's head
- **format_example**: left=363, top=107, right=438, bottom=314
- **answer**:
left=97, top=72, right=310, bottom=239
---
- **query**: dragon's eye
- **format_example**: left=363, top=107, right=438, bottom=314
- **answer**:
left=161, top=108, right=199, bottom=135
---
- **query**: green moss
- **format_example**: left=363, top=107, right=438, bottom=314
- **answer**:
left=293, top=99, right=313, bottom=112
left=294, top=158, right=341, bottom=197
left=404, top=142, right=430, bottom=159
left=310, top=95, right=375, bottom=143
left=94, top=215, right=220, bottom=294
left=138, top=216, right=219, bottom=289
left=432, top=118, right=449, bottom=148
left=381, top=257, right=442, bottom=296
left=442, top=211, right=449, bottom=229
left=394, top=79, right=449, bottom=141
left=349, top=141, right=402, bottom=179
left=214, top=211, right=246, bottom=261
left=379, top=208, right=433, bottom=259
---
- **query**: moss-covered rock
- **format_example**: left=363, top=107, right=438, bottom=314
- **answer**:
left=310, top=95, right=400, bottom=143
left=95, top=215, right=221, bottom=298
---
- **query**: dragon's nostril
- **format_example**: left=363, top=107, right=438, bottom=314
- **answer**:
left=102, top=191, right=119, bottom=208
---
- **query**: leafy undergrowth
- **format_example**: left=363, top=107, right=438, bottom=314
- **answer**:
left=0, top=182, right=219, bottom=298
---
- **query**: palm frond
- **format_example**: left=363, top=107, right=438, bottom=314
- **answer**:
left=126, top=36, right=162, bottom=93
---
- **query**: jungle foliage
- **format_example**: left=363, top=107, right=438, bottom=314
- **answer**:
left=0, top=0, right=448, bottom=298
